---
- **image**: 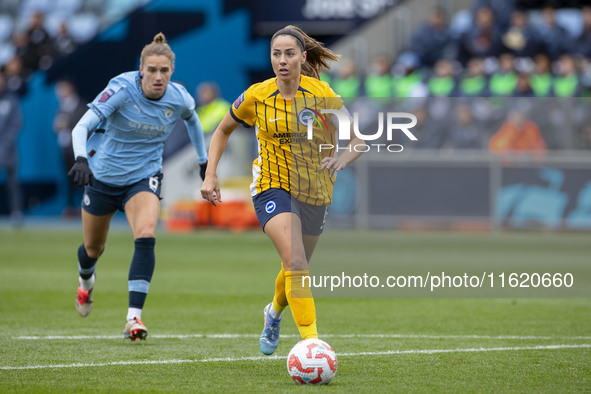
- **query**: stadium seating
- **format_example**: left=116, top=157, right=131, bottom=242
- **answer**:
left=325, top=3, right=591, bottom=101
left=0, top=0, right=150, bottom=67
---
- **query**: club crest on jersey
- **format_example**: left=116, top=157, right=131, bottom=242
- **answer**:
left=298, top=107, right=328, bottom=130
left=265, top=201, right=276, bottom=214
left=165, top=108, right=174, bottom=118
left=98, top=89, right=115, bottom=103
left=233, top=92, right=245, bottom=109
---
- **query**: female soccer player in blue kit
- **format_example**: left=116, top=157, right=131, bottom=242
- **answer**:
left=68, top=33, right=208, bottom=340
left=201, top=26, right=363, bottom=354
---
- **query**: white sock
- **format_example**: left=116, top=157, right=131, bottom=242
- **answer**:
left=127, top=308, right=142, bottom=321
left=79, top=274, right=95, bottom=291
left=268, top=305, right=283, bottom=319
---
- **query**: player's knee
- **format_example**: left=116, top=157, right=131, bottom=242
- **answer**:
left=134, top=226, right=156, bottom=239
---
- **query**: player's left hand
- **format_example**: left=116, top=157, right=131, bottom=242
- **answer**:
left=68, top=156, right=94, bottom=187
left=320, top=157, right=346, bottom=177
left=199, top=161, right=208, bottom=181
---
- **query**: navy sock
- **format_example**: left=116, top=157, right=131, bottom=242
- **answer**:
left=78, top=243, right=98, bottom=280
left=128, top=237, right=156, bottom=309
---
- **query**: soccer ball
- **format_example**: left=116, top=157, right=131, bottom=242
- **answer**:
left=286, top=338, right=337, bottom=385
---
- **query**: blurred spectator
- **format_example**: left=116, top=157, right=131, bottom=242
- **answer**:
left=54, top=22, right=78, bottom=59
left=332, top=58, right=361, bottom=98
left=458, top=6, right=504, bottom=65
left=552, top=54, right=581, bottom=97
left=472, top=0, right=515, bottom=33
left=449, top=104, right=484, bottom=149
left=0, top=70, right=24, bottom=226
left=53, top=78, right=87, bottom=217
left=581, top=58, right=591, bottom=94
left=513, top=72, right=535, bottom=97
left=412, top=106, right=448, bottom=150
left=537, top=100, right=579, bottom=149
left=423, top=96, right=455, bottom=126
left=194, top=81, right=247, bottom=182
left=391, top=52, right=423, bottom=97
left=364, top=54, right=393, bottom=97
left=195, top=81, right=230, bottom=137
left=489, top=52, right=518, bottom=96
left=25, top=11, right=54, bottom=71
left=457, top=57, right=489, bottom=96
left=502, top=9, right=543, bottom=58
left=11, top=31, right=36, bottom=77
left=570, top=6, right=591, bottom=58
left=538, top=4, right=570, bottom=61
left=2, top=56, right=28, bottom=96
left=530, top=53, right=553, bottom=96
left=426, top=59, right=456, bottom=97
left=578, top=124, right=591, bottom=150
left=489, top=109, right=547, bottom=158
left=409, top=7, right=452, bottom=67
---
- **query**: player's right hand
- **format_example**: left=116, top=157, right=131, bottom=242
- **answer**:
left=200, top=175, right=221, bottom=206
left=68, top=157, right=94, bottom=187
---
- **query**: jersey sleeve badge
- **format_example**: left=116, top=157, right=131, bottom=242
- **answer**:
left=98, top=89, right=115, bottom=103
left=233, top=92, right=245, bottom=109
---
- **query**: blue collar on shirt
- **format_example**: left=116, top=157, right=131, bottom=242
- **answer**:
left=135, top=71, right=144, bottom=96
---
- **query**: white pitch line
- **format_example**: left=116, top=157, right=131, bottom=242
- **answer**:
left=0, top=344, right=589, bottom=371
left=10, top=333, right=591, bottom=340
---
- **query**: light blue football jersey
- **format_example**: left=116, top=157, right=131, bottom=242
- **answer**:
left=86, top=71, right=198, bottom=186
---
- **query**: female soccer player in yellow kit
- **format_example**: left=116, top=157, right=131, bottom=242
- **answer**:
left=201, top=25, right=363, bottom=355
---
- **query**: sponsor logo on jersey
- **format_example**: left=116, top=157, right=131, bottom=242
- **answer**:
left=127, top=121, right=167, bottom=137
left=98, top=89, right=115, bottom=103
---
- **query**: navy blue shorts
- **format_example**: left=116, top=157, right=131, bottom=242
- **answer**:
left=252, top=188, right=329, bottom=236
left=81, top=172, right=163, bottom=216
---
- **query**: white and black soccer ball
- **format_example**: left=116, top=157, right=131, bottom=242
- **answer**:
left=286, top=338, right=337, bottom=385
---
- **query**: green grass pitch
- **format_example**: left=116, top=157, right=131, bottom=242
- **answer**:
left=0, top=228, right=589, bottom=392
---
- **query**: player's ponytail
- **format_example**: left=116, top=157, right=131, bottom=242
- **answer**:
left=272, top=25, right=340, bottom=80
left=153, top=33, right=166, bottom=44
left=140, top=32, right=176, bottom=69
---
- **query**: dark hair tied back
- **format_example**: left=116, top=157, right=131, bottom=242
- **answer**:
left=271, top=28, right=305, bottom=52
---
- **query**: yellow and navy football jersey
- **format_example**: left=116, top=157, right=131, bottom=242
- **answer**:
left=230, top=75, right=343, bottom=206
